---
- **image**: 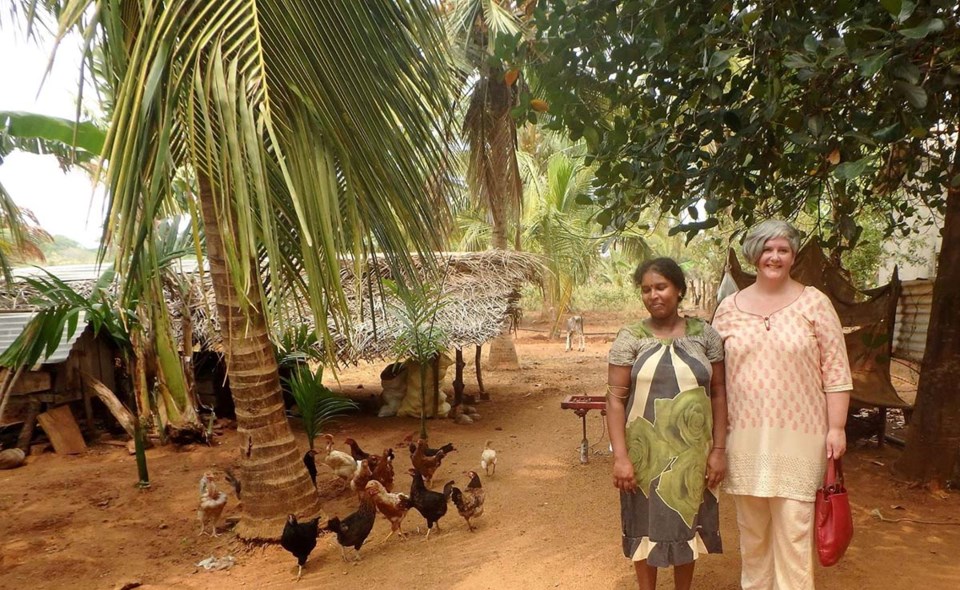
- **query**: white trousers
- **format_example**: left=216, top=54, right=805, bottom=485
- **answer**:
left=732, top=495, right=815, bottom=590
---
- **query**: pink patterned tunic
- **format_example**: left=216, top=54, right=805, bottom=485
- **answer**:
left=712, top=287, right=852, bottom=501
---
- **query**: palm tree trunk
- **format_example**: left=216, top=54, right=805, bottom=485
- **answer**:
left=198, top=173, right=321, bottom=540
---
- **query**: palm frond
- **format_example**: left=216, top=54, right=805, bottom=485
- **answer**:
left=55, top=0, right=457, bottom=361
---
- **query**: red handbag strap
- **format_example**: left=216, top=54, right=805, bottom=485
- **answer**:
left=825, top=457, right=844, bottom=486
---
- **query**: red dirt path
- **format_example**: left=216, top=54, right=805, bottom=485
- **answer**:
left=1, top=312, right=958, bottom=589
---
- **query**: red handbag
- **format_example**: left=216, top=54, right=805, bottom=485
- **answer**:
left=815, top=457, right=853, bottom=567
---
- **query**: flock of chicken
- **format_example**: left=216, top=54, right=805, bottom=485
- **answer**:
left=196, top=433, right=498, bottom=581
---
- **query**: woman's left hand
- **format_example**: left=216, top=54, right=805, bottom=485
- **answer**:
left=706, top=448, right=726, bottom=489
left=826, top=427, right=846, bottom=459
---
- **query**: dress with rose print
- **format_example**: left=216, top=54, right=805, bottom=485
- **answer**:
left=608, top=317, right=725, bottom=567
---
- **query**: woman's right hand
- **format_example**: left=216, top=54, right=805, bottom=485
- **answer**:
left=613, top=455, right=638, bottom=493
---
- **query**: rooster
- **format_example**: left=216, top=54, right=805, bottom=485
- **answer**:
left=411, top=439, right=446, bottom=488
left=323, top=492, right=377, bottom=561
left=406, top=440, right=456, bottom=458
left=451, top=471, right=485, bottom=531
left=344, top=437, right=372, bottom=462
left=321, top=434, right=359, bottom=481
left=480, top=440, right=497, bottom=476
left=350, top=456, right=379, bottom=496
left=281, top=515, right=320, bottom=581
left=365, top=480, right=412, bottom=543
left=408, top=468, right=452, bottom=540
left=370, top=448, right=396, bottom=492
left=197, top=477, right=228, bottom=536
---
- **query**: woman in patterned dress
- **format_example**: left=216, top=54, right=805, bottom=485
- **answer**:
left=606, top=258, right=728, bottom=590
left=712, top=220, right=852, bottom=590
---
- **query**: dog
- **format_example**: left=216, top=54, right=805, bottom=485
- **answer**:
left=565, top=315, right=585, bottom=352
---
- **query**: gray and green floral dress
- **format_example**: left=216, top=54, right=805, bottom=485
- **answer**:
left=608, top=317, right=724, bottom=567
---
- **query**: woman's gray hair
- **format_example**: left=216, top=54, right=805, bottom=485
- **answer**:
left=742, top=219, right=801, bottom=264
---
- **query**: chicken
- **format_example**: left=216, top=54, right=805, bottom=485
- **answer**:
left=407, top=468, right=452, bottom=540
left=199, top=471, right=216, bottom=497
left=321, top=434, right=359, bottom=480
left=323, top=492, right=377, bottom=561
left=411, top=439, right=446, bottom=488
left=281, top=514, right=320, bottom=581
left=197, top=478, right=228, bottom=536
left=480, top=440, right=497, bottom=476
left=344, top=437, right=371, bottom=462
left=303, top=450, right=319, bottom=488
left=365, top=480, right=412, bottom=543
left=407, top=440, right=456, bottom=458
left=451, top=471, right=485, bottom=532
left=350, top=456, right=380, bottom=495
left=370, top=448, right=396, bottom=492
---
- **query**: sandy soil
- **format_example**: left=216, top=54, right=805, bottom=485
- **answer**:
left=1, top=312, right=959, bottom=590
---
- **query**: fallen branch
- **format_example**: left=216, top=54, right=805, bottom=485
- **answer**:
left=81, top=372, right=136, bottom=439
left=871, top=509, right=960, bottom=526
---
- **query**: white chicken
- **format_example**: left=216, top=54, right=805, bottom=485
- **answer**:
left=480, top=440, right=497, bottom=476
left=322, top=433, right=359, bottom=480
left=197, top=477, right=228, bottom=536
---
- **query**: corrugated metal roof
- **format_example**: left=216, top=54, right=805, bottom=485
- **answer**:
left=11, top=258, right=203, bottom=282
left=893, top=279, right=933, bottom=363
left=0, top=311, right=86, bottom=366
left=12, top=264, right=112, bottom=283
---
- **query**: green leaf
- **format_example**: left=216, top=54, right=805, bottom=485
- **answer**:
left=784, top=53, right=814, bottom=69
left=898, top=18, right=943, bottom=39
left=894, top=81, right=928, bottom=109
left=879, top=0, right=902, bottom=17
left=740, top=10, right=759, bottom=32
left=708, top=48, right=738, bottom=69
left=0, top=111, right=105, bottom=156
left=833, top=158, right=872, bottom=180
left=896, top=1, right=917, bottom=23
left=803, top=35, right=820, bottom=53
left=858, top=52, right=889, bottom=78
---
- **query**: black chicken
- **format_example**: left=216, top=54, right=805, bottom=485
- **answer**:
left=280, top=514, right=320, bottom=581
left=344, top=437, right=371, bottom=462
left=450, top=471, right=485, bottom=532
left=303, top=450, right=318, bottom=488
left=407, top=441, right=456, bottom=457
left=323, top=493, right=377, bottom=561
left=407, top=468, right=453, bottom=540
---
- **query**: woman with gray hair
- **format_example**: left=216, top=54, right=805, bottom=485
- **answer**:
left=711, top=220, right=852, bottom=589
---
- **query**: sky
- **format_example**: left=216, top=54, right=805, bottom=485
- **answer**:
left=0, top=24, right=106, bottom=248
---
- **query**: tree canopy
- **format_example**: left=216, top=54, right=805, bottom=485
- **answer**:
left=534, top=0, right=960, bottom=249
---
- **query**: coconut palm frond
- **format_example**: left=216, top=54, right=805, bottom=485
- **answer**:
left=285, top=365, right=357, bottom=451
left=56, top=0, right=456, bottom=360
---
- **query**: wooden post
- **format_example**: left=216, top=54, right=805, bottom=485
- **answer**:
left=877, top=407, right=887, bottom=449
left=453, top=348, right=465, bottom=406
left=432, top=354, right=441, bottom=419
left=16, top=400, right=41, bottom=452
left=82, top=377, right=97, bottom=436
left=475, top=344, right=488, bottom=401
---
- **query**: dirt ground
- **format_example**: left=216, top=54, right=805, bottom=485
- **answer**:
left=2, top=312, right=959, bottom=590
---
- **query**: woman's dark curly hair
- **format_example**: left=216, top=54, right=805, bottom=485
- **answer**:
left=632, top=257, right=687, bottom=300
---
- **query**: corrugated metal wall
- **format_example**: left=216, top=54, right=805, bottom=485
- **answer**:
left=893, top=280, right=933, bottom=362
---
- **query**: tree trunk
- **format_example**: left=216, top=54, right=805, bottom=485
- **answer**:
left=894, top=172, right=960, bottom=486
left=198, top=173, right=320, bottom=539
left=487, top=332, right=520, bottom=370
left=475, top=344, right=487, bottom=400
left=453, top=348, right=465, bottom=406
left=82, top=373, right=136, bottom=438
